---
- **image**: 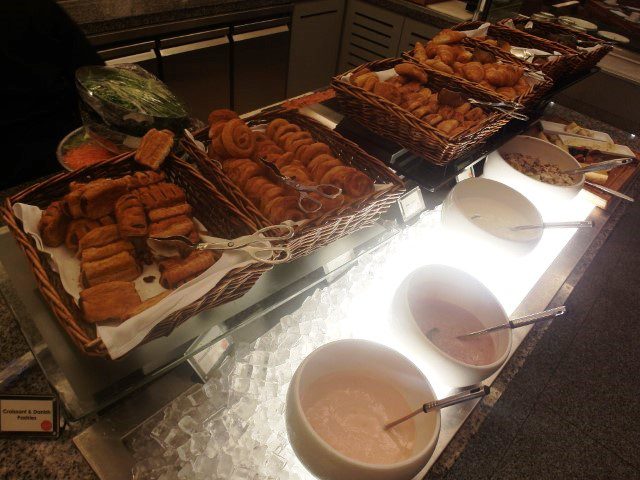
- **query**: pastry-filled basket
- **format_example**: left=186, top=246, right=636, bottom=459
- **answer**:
left=331, top=58, right=512, bottom=166
left=2, top=153, right=271, bottom=358
left=182, top=108, right=405, bottom=260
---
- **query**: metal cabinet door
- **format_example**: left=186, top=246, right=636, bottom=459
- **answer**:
left=232, top=18, right=291, bottom=114
left=397, top=17, right=444, bottom=54
left=287, top=0, right=346, bottom=97
left=337, top=0, right=405, bottom=73
left=160, top=29, right=231, bottom=122
left=98, top=41, right=159, bottom=77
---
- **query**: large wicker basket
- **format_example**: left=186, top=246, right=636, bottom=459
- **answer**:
left=451, top=21, right=581, bottom=81
left=182, top=109, right=405, bottom=260
left=403, top=37, right=554, bottom=109
left=2, top=153, right=271, bottom=358
left=498, top=17, right=612, bottom=74
left=331, top=58, right=512, bottom=166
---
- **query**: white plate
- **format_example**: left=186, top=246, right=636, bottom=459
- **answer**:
left=539, top=120, right=612, bottom=142
left=560, top=16, right=598, bottom=31
left=598, top=31, right=631, bottom=43
left=557, top=135, right=635, bottom=157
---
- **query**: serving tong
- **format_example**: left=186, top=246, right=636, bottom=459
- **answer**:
left=458, top=306, right=566, bottom=338
left=562, top=157, right=634, bottom=175
left=147, top=225, right=295, bottom=264
left=257, top=157, right=342, bottom=214
left=468, top=98, right=529, bottom=121
left=385, top=386, right=490, bottom=430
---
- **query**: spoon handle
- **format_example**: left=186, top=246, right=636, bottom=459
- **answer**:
left=422, top=385, right=491, bottom=413
left=509, top=306, right=566, bottom=329
left=563, top=157, right=634, bottom=175
left=585, top=181, right=634, bottom=202
left=542, top=220, right=594, bottom=229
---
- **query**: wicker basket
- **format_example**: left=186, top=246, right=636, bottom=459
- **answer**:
left=1, top=153, right=271, bottom=358
left=451, top=21, right=581, bottom=81
left=403, top=38, right=554, bottom=108
left=182, top=109, right=405, bottom=260
left=498, top=17, right=612, bottom=74
left=331, top=58, right=512, bottom=166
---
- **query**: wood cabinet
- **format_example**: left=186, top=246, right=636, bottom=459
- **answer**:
left=397, top=17, right=441, bottom=53
left=160, top=29, right=231, bottom=121
left=98, top=41, right=159, bottom=76
left=337, top=0, right=405, bottom=72
left=232, top=18, right=291, bottom=114
left=287, top=0, right=346, bottom=97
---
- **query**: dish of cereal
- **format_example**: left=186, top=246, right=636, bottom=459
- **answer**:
left=503, top=153, right=578, bottom=186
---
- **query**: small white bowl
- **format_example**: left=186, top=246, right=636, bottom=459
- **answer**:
left=392, top=265, right=512, bottom=388
left=286, top=339, right=440, bottom=480
left=442, top=177, right=543, bottom=257
left=483, top=135, right=584, bottom=208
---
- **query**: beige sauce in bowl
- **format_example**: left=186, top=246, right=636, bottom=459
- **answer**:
left=301, top=371, right=416, bottom=464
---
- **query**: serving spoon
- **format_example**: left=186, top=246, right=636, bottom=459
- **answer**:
left=562, top=157, right=634, bottom=175
left=385, top=386, right=490, bottom=430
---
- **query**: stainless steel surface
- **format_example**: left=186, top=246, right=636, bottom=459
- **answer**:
left=511, top=220, right=594, bottom=231
left=563, top=157, right=634, bottom=174
left=586, top=180, right=635, bottom=202
left=460, top=306, right=567, bottom=337
left=385, top=386, right=490, bottom=430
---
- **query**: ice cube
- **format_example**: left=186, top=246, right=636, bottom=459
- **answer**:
left=231, top=377, right=250, bottom=394
left=176, top=440, right=192, bottom=462
left=177, top=462, right=194, bottom=480
left=187, top=388, right=208, bottom=407
left=177, top=415, right=199, bottom=435
left=163, top=428, right=189, bottom=450
left=189, top=431, right=210, bottom=455
left=233, top=398, right=257, bottom=421
left=216, top=452, right=234, bottom=477
left=192, top=454, right=217, bottom=475
left=247, top=351, right=270, bottom=366
left=204, top=436, right=222, bottom=459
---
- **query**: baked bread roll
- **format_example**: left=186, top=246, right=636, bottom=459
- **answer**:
left=159, top=250, right=217, bottom=289
left=80, top=281, right=141, bottom=324
left=39, top=201, right=71, bottom=247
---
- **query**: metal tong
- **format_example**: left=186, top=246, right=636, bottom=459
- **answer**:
left=385, top=386, right=490, bottom=430
left=468, top=98, right=529, bottom=121
left=147, top=225, right=295, bottom=264
left=459, top=306, right=566, bottom=338
left=257, top=157, right=342, bottom=213
left=563, top=157, right=634, bottom=175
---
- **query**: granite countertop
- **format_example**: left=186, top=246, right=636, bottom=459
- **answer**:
left=0, top=103, right=638, bottom=479
left=59, top=0, right=457, bottom=36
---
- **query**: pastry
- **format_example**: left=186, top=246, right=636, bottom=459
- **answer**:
left=436, top=119, right=460, bottom=135
left=39, top=201, right=70, bottom=247
left=394, top=63, right=428, bottom=83
left=207, top=109, right=238, bottom=128
left=79, top=178, right=129, bottom=219
left=135, top=129, right=174, bottom=170
left=221, top=119, right=256, bottom=158
left=125, top=291, right=172, bottom=319
left=297, top=142, right=331, bottom=165
left=159, top=250, right=217, bottom=289
left=81, top=250, right=141, bottom=287
left=81, top=239, right=135, bottom=263
left=115, top=194, right=148, bottom=238
left=319, top=166, right=374, bottom=198
left=77, top=224, right=121, bottom=255
left=65, top=218, right=100, bottom=251
left=80, top=281, right=141, bottom=324
left=263, top=196, right=306, bottom=224
left=148, top=203, right=193, bottom=223
left=373, top=82, right=401, bottom=104
left=430, top=29, right=467, bottom=45
left=414, top=42, right=428, bottom=63
left=462, top=62, right=485, bottom=82
left=125, top=170, right=165, bottom=189
left=134, top=182, right=186, bottom=210
left=149, top=215, right=199, bottom=243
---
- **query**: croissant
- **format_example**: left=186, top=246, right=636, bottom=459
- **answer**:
left=425, top=59, right=454, bottom=75
left=394, top=63, right=428, bottom=83
left=436, top=119, right=460, bottom=135
left=435, top=45, right=457, bottom=66
left=430, top=29, right=467, bottom=45
left=496, top=86, right=517, bottom=100
left=414, top=42, right=428, bottom=63
left=373, top=82, right=402, bottom=104
left=462, top=62, right=485, bottom=83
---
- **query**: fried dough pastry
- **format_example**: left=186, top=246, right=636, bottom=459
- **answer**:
left=159, top=250, right=217, bottom=289
left=394, top=63, right=428, bottom=83
left=135, top=129, right=174, bottom=170
left=115, top=194, right=148, bottom=238
left=39, top=201, right=70, bottom=247
left=430, top=29, right=466, bottom=45
left=207, top=109, right=238, bottom=129
left=80, top=281, right=141, bottom=324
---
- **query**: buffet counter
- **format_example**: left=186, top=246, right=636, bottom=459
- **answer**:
left=0, top=101, right=638, bottom=479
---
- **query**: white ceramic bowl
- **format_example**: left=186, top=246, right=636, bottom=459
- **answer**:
left=441, top=177, right=543, bottom=257
left=483, top=135, right=584, bottom=208
left=392, top=265, right=512, bottom=388
left=286, top=339, right=440, bottom=480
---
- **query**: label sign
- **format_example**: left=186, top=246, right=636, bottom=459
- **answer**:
left=0, top=395, right=59, bottom=438
left=398, top=186, right=426, bottom=223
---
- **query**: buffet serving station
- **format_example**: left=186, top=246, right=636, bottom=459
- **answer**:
left=1, top=16, right=637, bottom=480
